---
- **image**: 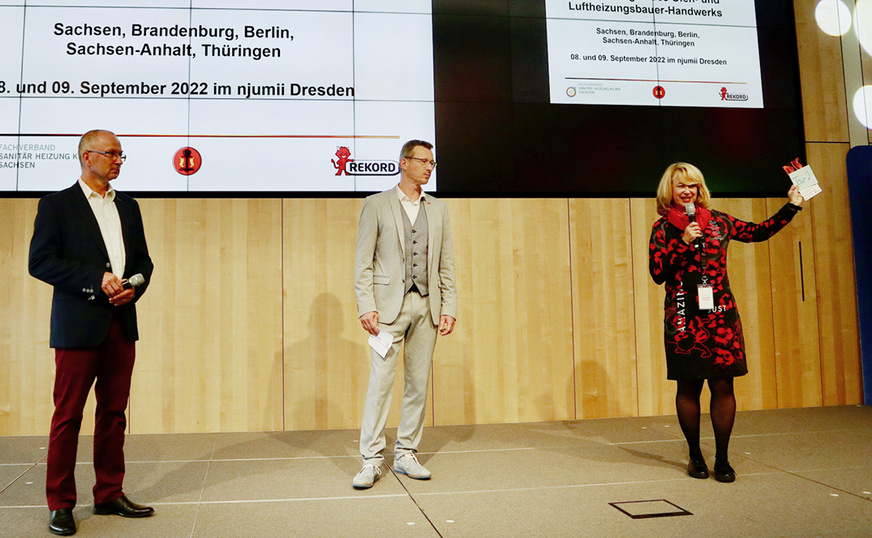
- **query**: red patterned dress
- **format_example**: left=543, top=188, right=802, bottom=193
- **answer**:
left=648, top=203, right=802, bottom=380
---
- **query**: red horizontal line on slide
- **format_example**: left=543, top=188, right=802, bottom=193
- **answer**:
left=565, top=77, right=747, bottom=85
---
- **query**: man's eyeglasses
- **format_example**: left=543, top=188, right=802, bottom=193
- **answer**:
left=86, top=150, right=127, bottom=162
left=406, top=156, right=436, bottom=168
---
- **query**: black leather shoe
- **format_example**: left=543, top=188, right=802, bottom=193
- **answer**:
left=93, top=495, right=155, bottom=518
left=714, top=459, right=736, bottom=483
left=687, top=457, right=709, bottom=479
left=49, top=508, right=76, bottom=536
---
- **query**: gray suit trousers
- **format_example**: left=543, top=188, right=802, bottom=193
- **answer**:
left=359, top=291, right=437, bottom=462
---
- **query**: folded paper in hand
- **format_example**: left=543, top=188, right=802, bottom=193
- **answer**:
left=368, top=330, right=393, bottom=359
left=783, top=158, right=822, bottom=200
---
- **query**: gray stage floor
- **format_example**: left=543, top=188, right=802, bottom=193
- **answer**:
left=2, top=406, right=872, bottom=537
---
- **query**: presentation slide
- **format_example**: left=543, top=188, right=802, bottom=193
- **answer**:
left=0, top=1, right=435, bottom=193
left=546, top=0, right=763, bottom=108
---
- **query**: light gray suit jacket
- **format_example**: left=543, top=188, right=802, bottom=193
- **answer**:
left=354, top=188, right=457, bottom=325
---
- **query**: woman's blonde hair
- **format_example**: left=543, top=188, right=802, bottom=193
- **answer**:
left=655, top=162, right=712, bottom=216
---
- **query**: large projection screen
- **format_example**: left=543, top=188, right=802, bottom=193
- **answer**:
left=1, top=0, right=435, bottom=193
left=1, top=0, right=804, bottom=196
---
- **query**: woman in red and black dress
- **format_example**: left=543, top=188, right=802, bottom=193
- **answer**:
left=648, top=162, right=804, bottom=482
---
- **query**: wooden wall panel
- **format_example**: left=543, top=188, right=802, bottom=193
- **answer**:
left=0, top=192, right=864, bottom=434
left=432, top=199, right=575, bottom=425
left=630, top=198, right=673, bottom=417
left=792, top=0, right=863, bottom=406
left=0, top=199, right=57, bottom=435
left=766, top=196, right=822, bottom=408
left=132, top=199, right=284, bottom=433
left=281, top=199, right=397, bottom=432
left=569, top=199, right=637, bottom=419
left=793, top=0, right=850, bottom=142
left=865, top=49, right=872, bottom=144
left=806, top=143, right=863, bottom=405
left=714, top=199, right=780, bottom=411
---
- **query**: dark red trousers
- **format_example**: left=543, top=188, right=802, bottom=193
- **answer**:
left=46, top=316, right=135, bottom=510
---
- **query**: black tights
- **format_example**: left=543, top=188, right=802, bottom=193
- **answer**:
left=675, top=378, right=736, bottom=462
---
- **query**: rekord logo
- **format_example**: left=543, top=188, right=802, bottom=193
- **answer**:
left=331, top=146, right=398, bottom=176
left=719, top=87, right=748, bottom=102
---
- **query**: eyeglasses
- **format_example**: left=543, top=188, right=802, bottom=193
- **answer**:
left=406, top=156, right=437, bottom=168
left=87, top=150, right=127, bottom=162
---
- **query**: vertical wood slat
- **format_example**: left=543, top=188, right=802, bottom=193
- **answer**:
left=432, top=199, right=575, bottom=425
left=793, top=0, right=850, bottom=143
left=132, top=199, right=284, bottom=433
left=792, top=1, right=861, bottom=405
left=569, top=199, right=637, bottom=419
left=865, top=49, right=872, bottom=145
left=765, top=196, right=823, bottom=408
left=281, top=198, right=390, bottom=432
left=714, top=199, right=780, bottom=411
left=630, top=198, right=673, bottom=417
left=0, top=199, right=58, bottom=435
left=806, top=143, right=863, bottom=405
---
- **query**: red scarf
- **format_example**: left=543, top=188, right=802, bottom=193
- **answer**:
left=666, top=204, right=711, bottom=233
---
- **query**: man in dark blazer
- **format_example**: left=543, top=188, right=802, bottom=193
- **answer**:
left=29, top=130, right=155, bottom=536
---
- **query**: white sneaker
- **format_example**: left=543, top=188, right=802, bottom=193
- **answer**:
left=393, top=453, right=431, bottom=480
left=352, top=463, right=381, bottom=489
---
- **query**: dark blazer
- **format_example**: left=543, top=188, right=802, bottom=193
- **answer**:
left=29, top=183, right=154, bottom=349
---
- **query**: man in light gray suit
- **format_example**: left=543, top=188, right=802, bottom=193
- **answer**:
left=352, top=139, right=457, bottom=489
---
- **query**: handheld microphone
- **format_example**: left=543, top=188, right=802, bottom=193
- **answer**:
left=121, top=273, right=145, bottom=289
left=684, top=203, right=703, bottom=250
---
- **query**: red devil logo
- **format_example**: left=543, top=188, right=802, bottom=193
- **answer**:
left=332, top=146, right=353, bottom=176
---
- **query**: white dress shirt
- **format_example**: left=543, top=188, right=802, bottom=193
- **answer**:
left=396, top=185, right=426, bottom=223
left=79, top=178, right=126, bottom=278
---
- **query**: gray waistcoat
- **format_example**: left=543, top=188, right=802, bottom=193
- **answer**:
left=401, top=203, right=429, bottom=296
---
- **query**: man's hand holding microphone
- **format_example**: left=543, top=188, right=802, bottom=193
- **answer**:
left=102, top=272, right=144, bottom=306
